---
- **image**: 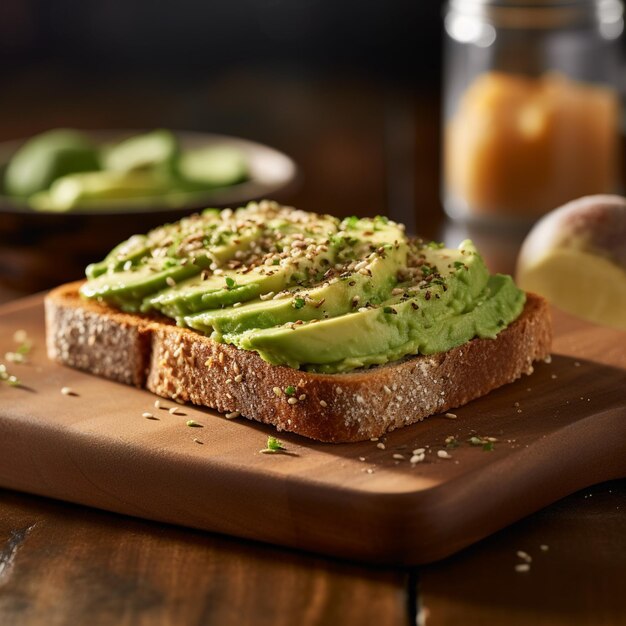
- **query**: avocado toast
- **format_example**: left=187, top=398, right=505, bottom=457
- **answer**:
left=45, top=201, right=552, bottom=442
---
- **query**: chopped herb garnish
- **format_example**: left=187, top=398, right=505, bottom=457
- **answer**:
left=483, top=441, right=495, bottom=452
left=284, top=385, right=296, bottom=396
left=225, top=276, right=236, bottom=289
left=293, top=297, right=305, bottom=309
left=421, top=265, right=434, bottom=276
left=260, top=435, right=288, bottom=454
left=426, top=241, right=445, bottom=249
left=383, top=306, right=397, bottom=314
left=267, top=436, right=286, bottom=451
left=445, top=436, right=460, bottom=449
left=453, top=261, right=466, bottom=270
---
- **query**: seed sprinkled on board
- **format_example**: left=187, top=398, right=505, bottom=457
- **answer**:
left=61, top=386, right=77, bottom=396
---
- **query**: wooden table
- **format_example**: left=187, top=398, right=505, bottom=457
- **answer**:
left=0, top=73, right=624, bottom=625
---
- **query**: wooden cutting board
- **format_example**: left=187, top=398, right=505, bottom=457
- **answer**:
left=0, top=294, right=624, bottom=565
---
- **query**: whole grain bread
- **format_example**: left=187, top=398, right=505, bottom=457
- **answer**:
left=45, top=282, right=552, bottom=442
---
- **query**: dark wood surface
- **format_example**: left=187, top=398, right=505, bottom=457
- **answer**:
left=0, top=74, right=625, bottom=624
left=1, top=295, right=625, bottom=568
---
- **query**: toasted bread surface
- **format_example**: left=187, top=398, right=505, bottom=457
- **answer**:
left=45, top=282, right=552, bottom=442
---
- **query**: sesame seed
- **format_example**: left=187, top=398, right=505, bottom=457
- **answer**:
left=234, top=375, right=243, bottom=383
left=358, top=456, right=366, bottom=462
left=319, top=400, right=328, bottom=408
left=225, top=411, right=240, bottom=419
left=142, top=412, right=155, bottom=418
left=437, top=450, right=452, bottom=459
left=273, top=387, right=282, bottom=396
left=186, top=420, right=203, bottom=427
left=298, top=394, right=306, bottom=401
left=517, top=551, right=532, bottom=563
left=551, top=374, right=557, bottom=379
left=287, top=397, right=298, bottom=405
left=540, top=544, right=549, bottom=552
left=574, top=361, right=581, bottom=367
left=383, top=386, right=392, bottom=395
left=410, top=453, right=425, bottom=464
left=154, top=400, right=163, bottom=409
left=169, top=407, right=183, bottom=415
left=13, top=329, right=28, bottom=343
left=226, top=378, right=232, bottom=384
left=370, top=437, right=379, bottom=442
left=193, top=438, right=204, bottom=444
left=366, top=468, right=375, bottom=474
left=165, top=277, right=177, bottom=288
left=61, top=387, right=76, bottom=396
left=376, top=442, right=386, bottom=450
left=335, top=387, right=343, bottom=395
left=515, top=564, right=530, bottom=573
left=392, top=453, right=405, bottom=460
left=444, top=412, right=457, bottom=419
left=412, top=448, right=425, bottom=455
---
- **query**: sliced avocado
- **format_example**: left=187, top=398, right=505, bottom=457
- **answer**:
left=80, top=207, right=266, bottom=310
left=142, top=210, right=341, bottom=316
left=237, top=275, right=522, bottom=372
left=5, top=129, right=100, bottom=197
left=80, top=263, right=201, bottom=312
left=30, top=170, right=170, bottom=212
left=184, top=217, right=408, bottom=335
left=102, top=130, right=178, bottom=176
left=232, top=241, right=513, bottom=371
left=177, top=145, right=248, bottom=190
left=85, top=234, right=151, bottom=279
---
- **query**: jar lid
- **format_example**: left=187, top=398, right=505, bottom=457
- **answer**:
left=447, top=0, right=623, bottom=30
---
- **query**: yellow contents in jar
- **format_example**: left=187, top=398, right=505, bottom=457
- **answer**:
left=445, top=72, right=619, bottom=218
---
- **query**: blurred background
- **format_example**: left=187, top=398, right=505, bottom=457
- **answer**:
left=0, top=0, right=624, bottom=303
left=0, top=0, right=440, bottom=218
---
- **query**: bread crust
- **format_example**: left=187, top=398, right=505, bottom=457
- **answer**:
left=45, top=282, right=552, bottom=442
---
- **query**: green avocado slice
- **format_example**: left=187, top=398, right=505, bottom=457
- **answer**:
left=236, top=273, right=524, bottom=373
left=230, top=241, right=504, bottom=371
left=142, top=212, right=342, bottom=316
left=183, top=218, right=408, bottom=335
left=5, top=129, right=100, bottom=197
left=80, top=208, right=265, bottom=309
left=102, top=129, right=178, bottom=175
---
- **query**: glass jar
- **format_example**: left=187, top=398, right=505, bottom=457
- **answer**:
left=442, top=0, right=624, bottom=224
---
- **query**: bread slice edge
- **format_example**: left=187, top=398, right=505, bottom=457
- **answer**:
left=45, top=282, right=552, bottom=442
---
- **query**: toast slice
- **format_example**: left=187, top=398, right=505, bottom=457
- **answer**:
left=45, top=282, right=552, bottom=442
